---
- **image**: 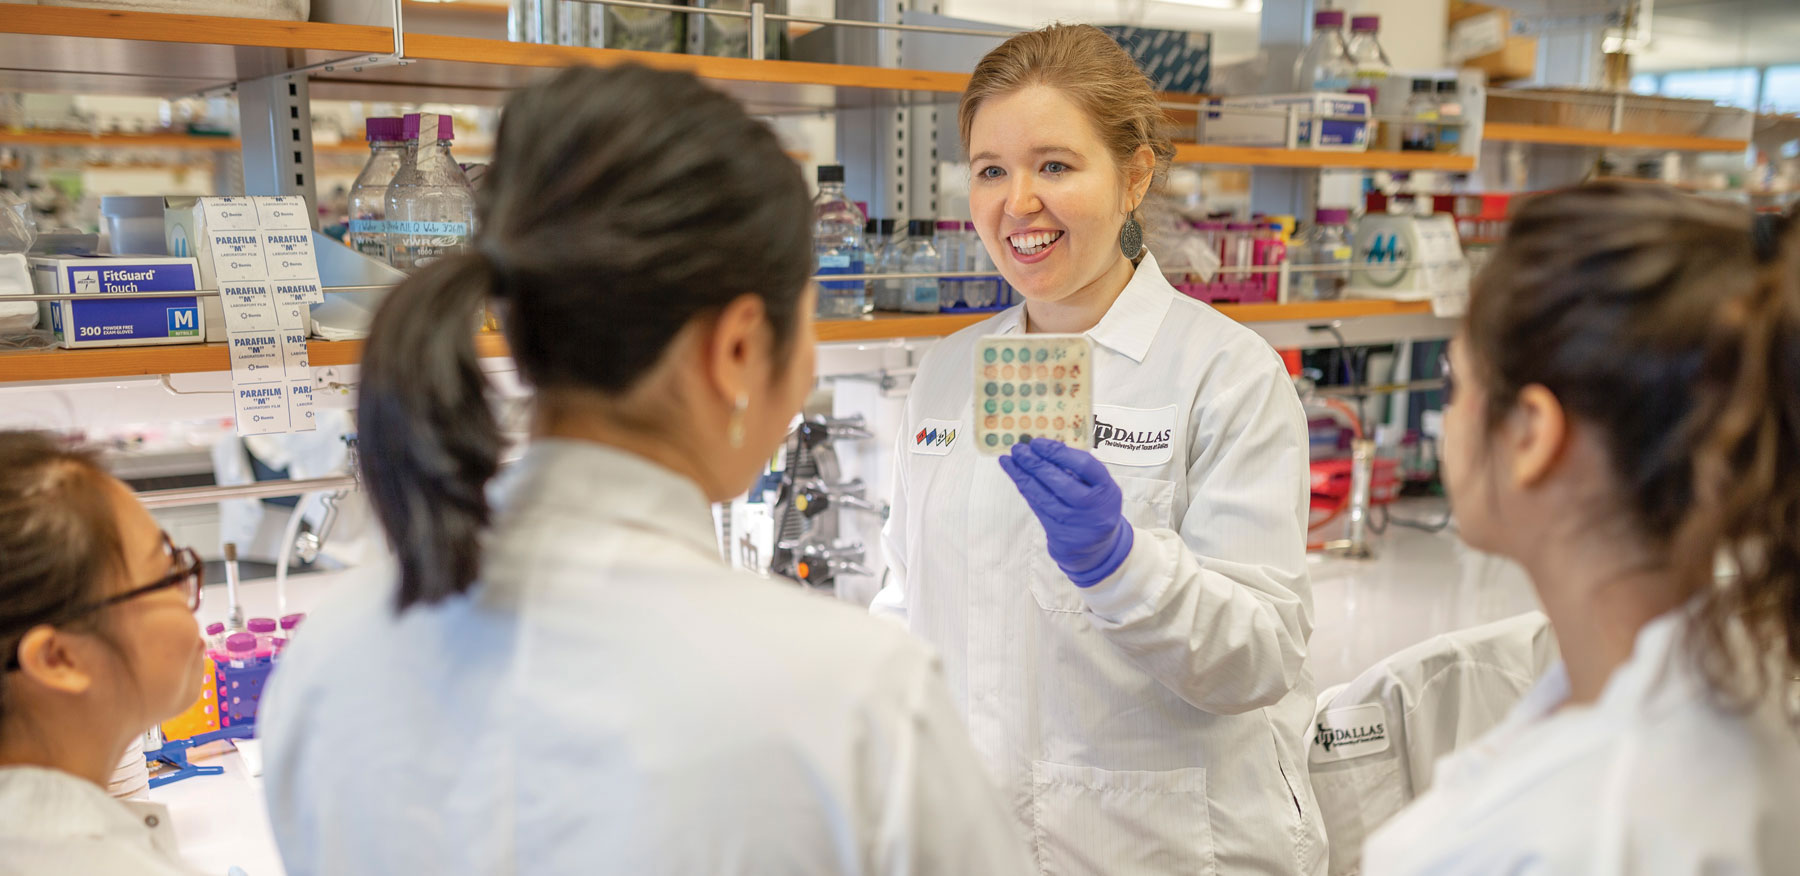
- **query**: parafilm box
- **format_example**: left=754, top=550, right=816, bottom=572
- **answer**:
left=30, top=256, right=205, bottom=349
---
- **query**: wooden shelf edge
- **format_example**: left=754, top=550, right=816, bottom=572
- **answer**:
left=0, top=305, right=1441, bottom=384
left=0, top=4, right=394, bottom=53
left=0, top=131, right=241, bottom=151
left=1214, top=300, right=1434, bottom=322
left=401, top=33, right=970, bottom=94
left=1172, top=144, right=1476, bottom=172
left=1482, top=122, right=1747, bottom=152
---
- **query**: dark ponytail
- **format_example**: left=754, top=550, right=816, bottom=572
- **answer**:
left=1467, top=185, right=1800, bottom=714
left=356, top=64, right=814, bottom=611
left=1681, top=208, right=1800, bottom=712
left=356, top=256, right=502, bottom=610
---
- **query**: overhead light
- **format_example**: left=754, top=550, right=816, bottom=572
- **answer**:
left=1156, top=0, right=1260, bottom=10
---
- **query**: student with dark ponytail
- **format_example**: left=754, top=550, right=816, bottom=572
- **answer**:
left=1364, top=185, right=1800, bottom=874
left=259, top=65, right=1030, bottom=876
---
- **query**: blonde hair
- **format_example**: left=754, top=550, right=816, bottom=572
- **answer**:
left=958, top=24, right=1176, bottom=193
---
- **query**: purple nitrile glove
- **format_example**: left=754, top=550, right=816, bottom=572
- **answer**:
left=997, top=438, right=1134, bottom=587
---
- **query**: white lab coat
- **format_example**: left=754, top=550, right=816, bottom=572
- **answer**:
left=1309, top=611, right=1557, bottom=876
left=0, top=766, right=204, bottom=876
left=260, top=439, right=1032, bottom=876
left=1363, top=608, right=1800, bottom=875
left=874, top=252, right=1325, bottom=875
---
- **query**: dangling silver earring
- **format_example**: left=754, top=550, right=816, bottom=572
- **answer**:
left=727, top=393, right=749, bottom=449
left=1119, top=212, right=1144, bottom=259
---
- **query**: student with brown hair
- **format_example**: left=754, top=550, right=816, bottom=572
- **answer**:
left=1365, top=186, right=1800, bottom=873
left=875, top=24, right=1323, bottom=875
left=0, top=431, right=209, bottom=875
left=259, top=64, right=1030, bottom=876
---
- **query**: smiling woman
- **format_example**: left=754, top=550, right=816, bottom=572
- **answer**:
left=875, top=23, right=1325, bottom=876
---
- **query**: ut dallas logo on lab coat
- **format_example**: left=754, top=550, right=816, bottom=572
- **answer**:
left=1091, top=404, right=1177, bottom=467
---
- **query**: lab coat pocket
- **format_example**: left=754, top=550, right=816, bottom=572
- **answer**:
left=1026, top=476, right=1176, bottom=613
left=1030, top=760, right=1215, bottom=876
left=1310, top=756, right=1408, bottom=876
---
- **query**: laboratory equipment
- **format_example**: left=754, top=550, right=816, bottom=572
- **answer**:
left=346, top=117, right=406, bottom=263
left=99, top=196, right=167, bottom=255
left=1435, top=80, right=1464, bottom=154
left=385, top=113, right=476, bottom=271
left=766, top=416, right=882, bottom=592
left=974, top=335, right=1093, bottom=454
left=869, top=219, right=902, bottom=311
left=1293, top=209, right=1354, bottom=301
left=812, top=165, right=868, bottom=318
left=1348, top=212, right=1470, bottom=305
left=1204, top=93, right=1371, bottom=151
left=1222, top=222, right=1255, bottom=281
left=1345, top=16, right=1393, bottom=126
left=1292, top=10, right=1352, bottom=92
left=222, top=542, right=245, bottom=632
left=935, top=219, right=965, bottom=308
left=961, top=221, right=1000, bottom=309
left=895, top=219, right=942, bottom=313
left=247, top=617, right=278, bottom=658
left=1401, top=79, right=1439, bottom=152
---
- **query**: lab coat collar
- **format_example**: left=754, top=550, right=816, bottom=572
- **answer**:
left=499, top=438, right=722, bottom=564
left=0, top=766, right=178, bottom=855
left=995, top=252, right=1174, bottom=363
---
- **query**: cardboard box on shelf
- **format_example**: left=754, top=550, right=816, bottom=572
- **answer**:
left=1449, top=1, right=1537, bottom=83
left=30, top=255, right=206, bottom=349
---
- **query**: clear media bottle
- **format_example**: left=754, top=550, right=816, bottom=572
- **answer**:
left=1293, top=10, right=1352, bottom=92
left=812, top=165, right=868, bottom=318
left=1435, top=80, right=1465, bottom=154
left=1294, top=208, right=1354, bottom=301
left=935, top=220, right=965, bottom=308
left=345, top=116, right=405, bottom=263
left=962, top=221, right=999, bottom=309
left=1345, top=16, right=1393, bottom=137
left=1402, top=79, right=1439, bottom=152
left=896, top=220, right=942, bottom=313
left=385, top=112, right=476, bottom=271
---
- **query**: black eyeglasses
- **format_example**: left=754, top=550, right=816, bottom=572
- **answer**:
left=4, top=533, right=203, bottom=672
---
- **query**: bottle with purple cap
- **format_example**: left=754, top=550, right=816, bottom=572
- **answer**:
left=347, top=117, right=407, bottom=263
left=385, top=112, right=477, bottom=271
left=247, top=617, right=279, bottom=660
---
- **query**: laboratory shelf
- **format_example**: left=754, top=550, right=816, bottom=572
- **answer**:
left=1481, top=123, right=1748, bottom=153
left=0, top=301, right=1440, bottom=384
left=1171, top=144, right=1478, bottom=173
left=308, top=33, right=972, bottom=113
left=0, top=4, right=394, bottom=97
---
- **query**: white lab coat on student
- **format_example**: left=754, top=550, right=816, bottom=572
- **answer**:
left=260, top=439, right=1032, bottom=876
left=1309, top=611, right=1557, bottom=876
left=873, top=252, right=1325, bottom=875
left=1363, top=608, right=1800, bottom=875
left=0, top=766, right=203, bottom=876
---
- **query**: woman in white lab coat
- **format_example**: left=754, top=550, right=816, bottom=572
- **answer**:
left=874, top=25, right=1325, bottom=875
left=1362, top=186, right=1800, bottom=873
left=258, top=65, right=1031, bottom=876
left=0, top=431, right=210, bottom=875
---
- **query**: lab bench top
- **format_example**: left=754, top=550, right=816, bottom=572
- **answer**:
left=157, top=501, right=1539, bottom=875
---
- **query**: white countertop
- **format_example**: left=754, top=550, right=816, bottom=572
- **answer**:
left=153, top=503, right=1539, bottom=875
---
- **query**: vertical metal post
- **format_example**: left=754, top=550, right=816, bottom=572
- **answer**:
left=237, top=73, right=319, bottom=226
left=1343, top=437, right=1376, bottom=559
left=1252, top=0, right=1318, bottom=220
left=834, top=0, right=909, bottom=221
left=750, top=3, right=766, bottom=61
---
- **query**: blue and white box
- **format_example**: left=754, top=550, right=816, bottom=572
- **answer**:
left=30, top=256, right=206, bottom=349
left=1202, top=92, right=1371, bottom=152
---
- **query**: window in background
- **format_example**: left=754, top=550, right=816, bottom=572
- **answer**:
left=1657, top=67, right=1760, bottom=109
left=1762, top=66, right=1800, bottom=114
left=1630, top=73, right=1660, bottom=95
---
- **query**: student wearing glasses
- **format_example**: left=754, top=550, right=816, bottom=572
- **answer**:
left=0, top=431, right=209, bottom=876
